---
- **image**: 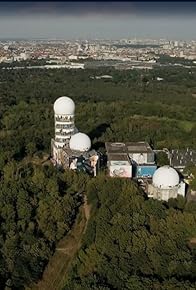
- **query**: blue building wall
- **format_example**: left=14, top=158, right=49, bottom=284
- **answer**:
left=136, top=165, right=157, bottom=178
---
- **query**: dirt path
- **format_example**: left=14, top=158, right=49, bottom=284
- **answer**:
left=83, top=194, right=91, bottom=233
left=29, top=194, right=91, bottom=290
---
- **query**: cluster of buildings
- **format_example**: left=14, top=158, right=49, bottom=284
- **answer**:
left=51, top=96, right=99, bottom=176
left=105, top=142, right=186, bottom=201
left=0, top=39, right=196, bottom=67
left=106, top=141, right=156, bottom=179
left=51, top=96, right=196, bottom=202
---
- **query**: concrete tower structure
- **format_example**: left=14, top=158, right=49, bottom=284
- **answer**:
left=53, top=96, right=76, bottom=148
left=51, top=96, right=78, bottom=166
left=51, top=96, right=99, bottom=175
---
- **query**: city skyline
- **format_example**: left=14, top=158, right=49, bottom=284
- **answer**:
left=0, top=2, right=196, bottom=40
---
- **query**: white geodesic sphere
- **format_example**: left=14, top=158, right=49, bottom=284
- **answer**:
left=152, top=166, right=180, bottom=189
left=54, top=96, right=75, bottom=115
left=69, top=133, right=91, bottom=152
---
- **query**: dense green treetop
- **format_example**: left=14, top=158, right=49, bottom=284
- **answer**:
left=0, top=66, right=195, bottom=288
left=65, top=176, right=196, bottom=290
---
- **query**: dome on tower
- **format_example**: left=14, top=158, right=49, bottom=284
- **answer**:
left=54, top=96, right=75, bottom=115
left=69, top=133, right=91, bottom=152
left=152, top=166, right=180, bottom=189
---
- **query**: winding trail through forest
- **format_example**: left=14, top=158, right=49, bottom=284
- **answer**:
left=29, top=194, right=91, bottom=290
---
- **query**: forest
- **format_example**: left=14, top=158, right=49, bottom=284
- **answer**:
left=0, top=65, right=196, bottom=289
left=65, top=176, right=196, bottom=290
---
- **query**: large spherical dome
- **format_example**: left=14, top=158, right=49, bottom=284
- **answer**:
left=69, top=133, right=91, bottom=152
left=152, top=166, right=180, bottom=189
left=54, top=96, right=75, bottom=115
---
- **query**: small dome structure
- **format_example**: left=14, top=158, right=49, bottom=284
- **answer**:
left=152, top=166, right=180, bottom=189
left=54, top=96, right=75, bottom=115
left=69, top=133, right=91, bottom=152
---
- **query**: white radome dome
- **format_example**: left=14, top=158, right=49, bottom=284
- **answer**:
left=152, top=166, right=180, bottom=189
left=54, top=96, right=75, bottom=115
left=69, top=133, right=91, bottom=152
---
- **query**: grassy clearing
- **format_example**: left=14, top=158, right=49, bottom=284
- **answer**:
left=179, top=120, right=194, bottom=133
left=132, top=114, right=194, bottom=133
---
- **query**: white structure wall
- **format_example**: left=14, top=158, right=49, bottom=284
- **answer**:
left=129, top=153, right=148, bottom=164
left=108, top=161, right=132, bottom=178
left=148, top=182, right=186, bottom=201
left=54, top=114, right=76, bottom=148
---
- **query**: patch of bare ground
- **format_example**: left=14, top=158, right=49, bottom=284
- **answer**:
left=188, top=237, right=196, bottom=248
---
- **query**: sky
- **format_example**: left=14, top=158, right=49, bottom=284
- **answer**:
left=0, top=2, right=196, bottom=40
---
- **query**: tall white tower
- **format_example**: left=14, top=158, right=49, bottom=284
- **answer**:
left=53, top=96, right=76, bottom=148
left=51, top=96, right=78, bottom=167
left=51, top=97, right=99, bottom=173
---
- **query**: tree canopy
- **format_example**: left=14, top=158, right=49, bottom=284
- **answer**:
left=65, top=176, right=196, bottom=290
left=0, top=65, right=195, bottom=288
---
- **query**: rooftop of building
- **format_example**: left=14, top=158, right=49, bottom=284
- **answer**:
left=170, top=148, right=196, bottom=168
left=105, top=142, right=127, bottom=155
left=105, top=141, right=154, bottom=155
left=107, top=153, right=130, bottom=162
left=126, top=142, right=154, bottom=154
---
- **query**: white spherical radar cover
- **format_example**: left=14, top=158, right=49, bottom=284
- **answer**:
left=54, top=96, right=75, bottom=115
left=152, top=165, right=180, bottom=189
left=69, top=132, right=91, bottom=152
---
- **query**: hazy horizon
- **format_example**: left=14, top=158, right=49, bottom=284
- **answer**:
left=0, top=2, right=196, bottom=41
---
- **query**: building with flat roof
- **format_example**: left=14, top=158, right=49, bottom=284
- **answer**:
left=105, top=142, right=128, bottom=155
left=170, top=148, right=196, bottom=172
left=126, top=142, right=155, bottom=164
left=105, top=142, right=156, bottom=178
left=107, top=153, right=132, bottom=178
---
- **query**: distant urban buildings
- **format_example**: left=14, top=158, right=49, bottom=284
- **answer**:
left=0, top=38, right=196, bottom=69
